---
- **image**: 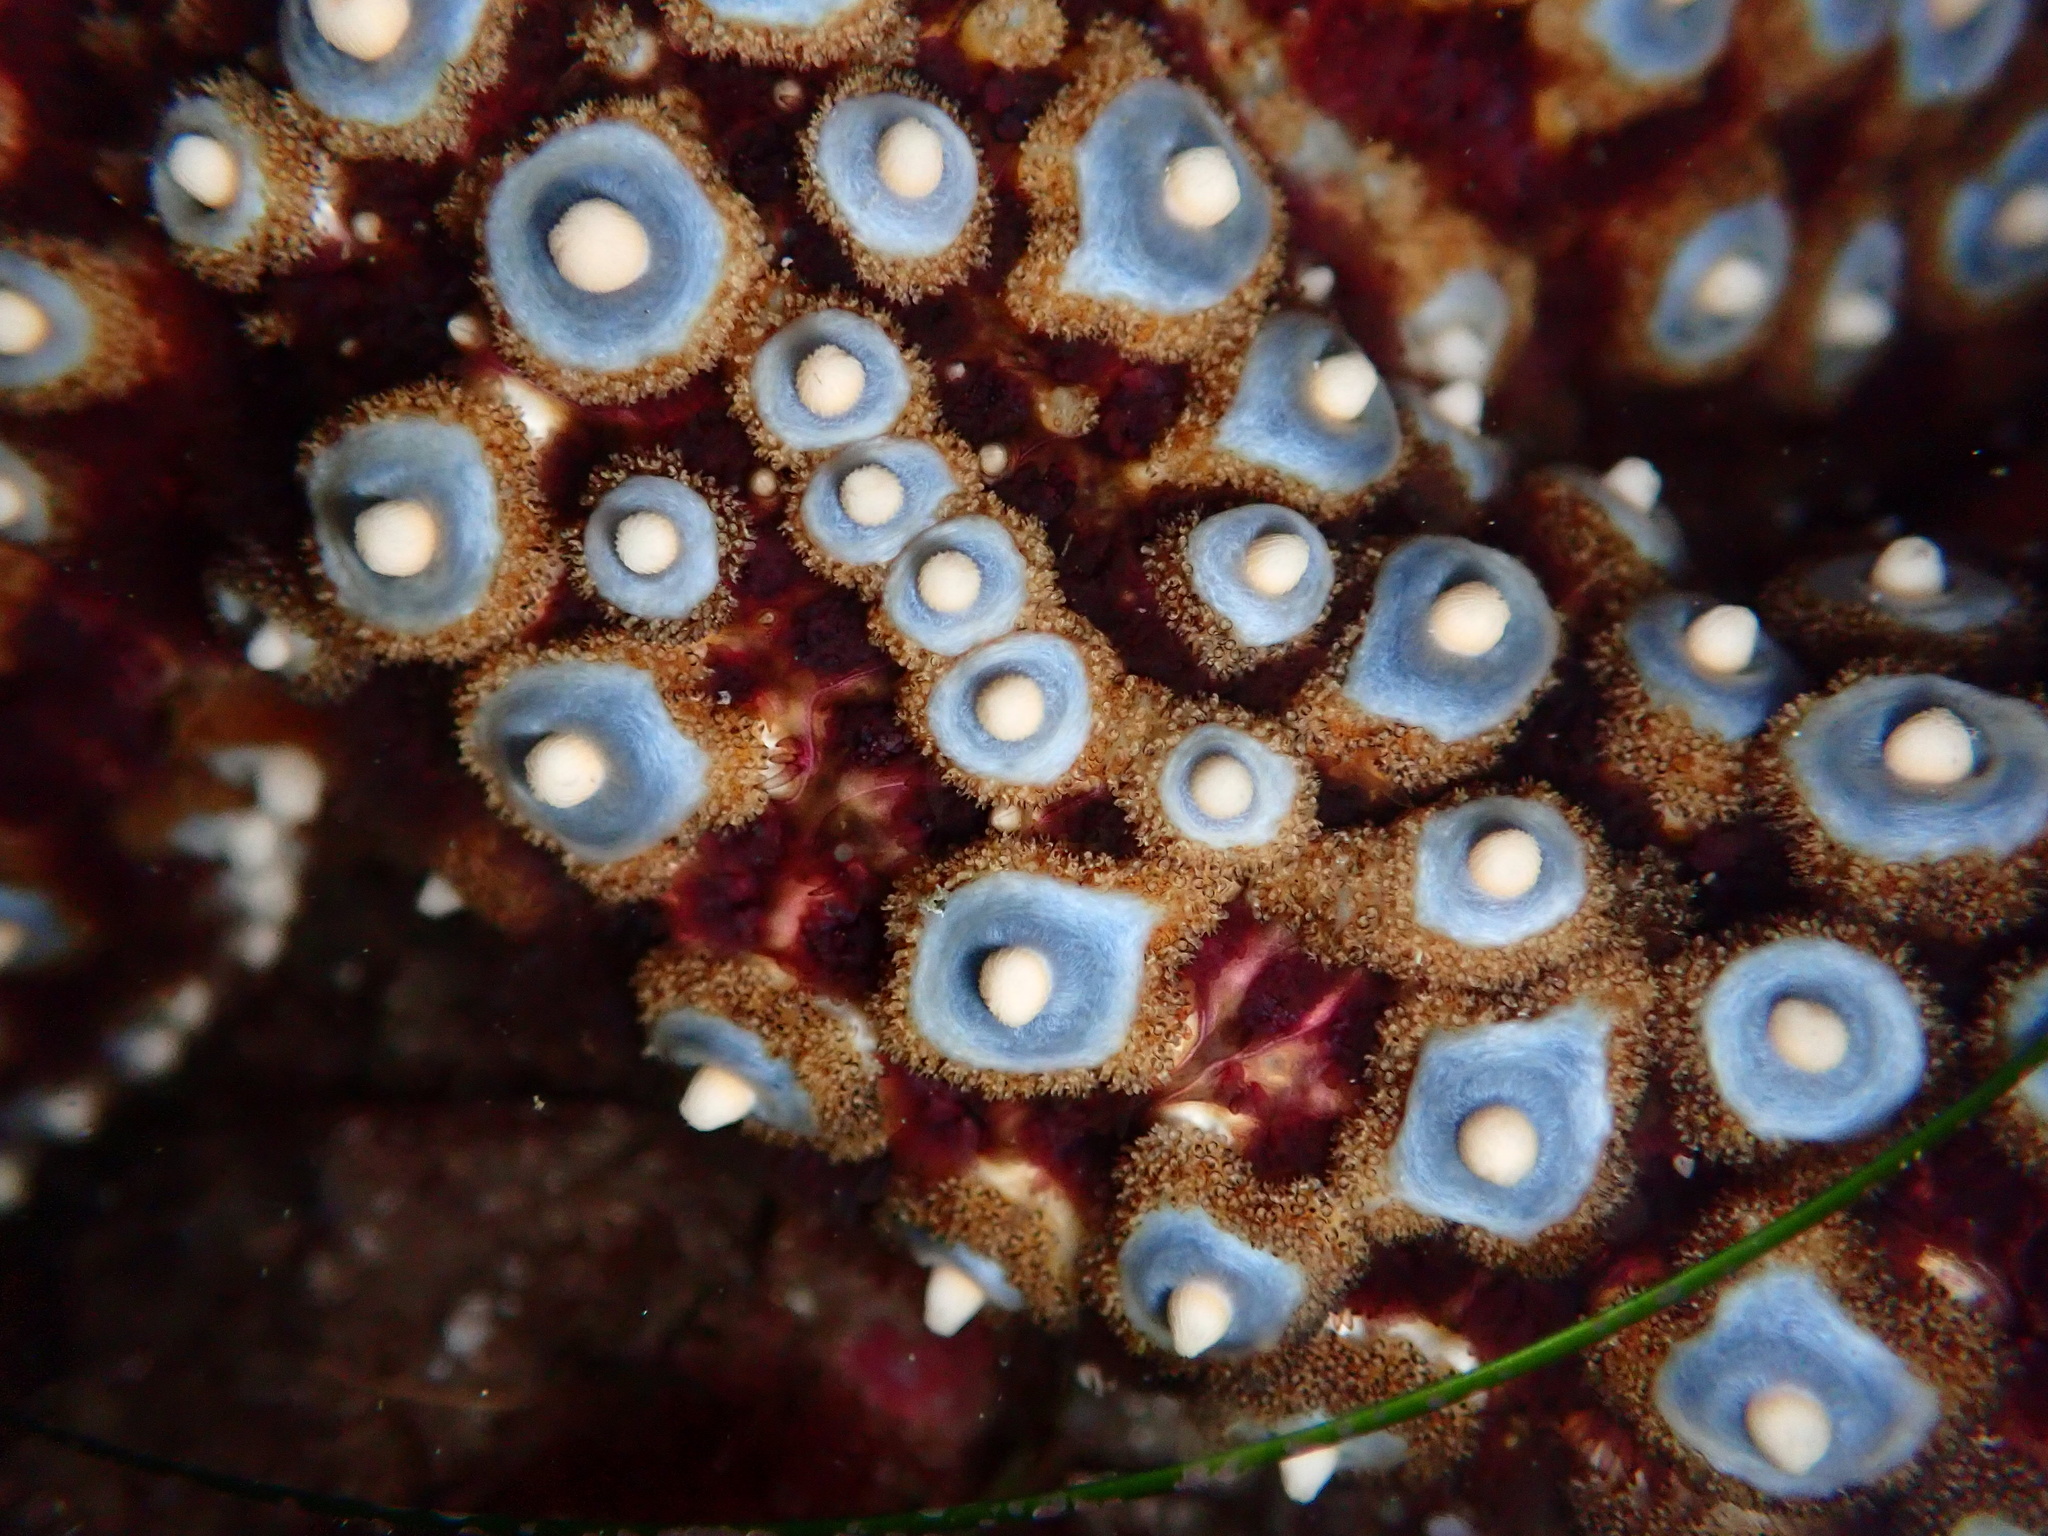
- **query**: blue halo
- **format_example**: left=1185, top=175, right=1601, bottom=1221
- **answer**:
left=882, top=517, right=1029, bottom=656
left=304, top=414, right=504, bottom=636
left=1942, top=113, right=2048, bottom=307
left=1653, top=1267, right=1940, bottom=1498
left=1155, top=725, right=1299, bottom=850
left=1998, top=962, right=2048, bottom=1125
left=1809, top=219, right=1903, bottom=395
left=279, top=0, right=490, bottom=128
left=751, top=309, right=912, bottom=452
left=0, top=885, right=76, bottom=971
left=1117, top=1208, right=1306, bottom=1358
left=697, top=0, right=863, bottom=19
left=798, top=436, right=957, bottom=568
left=1584, top=0, right=1736, bottom=82
left=1699, top=936, right=1929, bottom=1143
left=1183, top=504, right=1334, bottom=649
left=467, top=660, right=711, bottom=863
left=926, top=632, right=1094, bottom=786
left=583, top=474, right=723, bottom=622
left=1801, top=0, right=1892, bottom=57
left=1551, top=466, right=1687, bottom=573
left=1411, top=796, right=1589, bottom=950
left=1781, top=675, right=2048, bottom=863
left=1803, top=548, right=2016, bottom=638
left=1400, top=267, right=1511, bottom=381
left=1648, top=198, right=1793, bottom=369
left=149, top=94, right=270, bottom=252
left=1063, top=77, right=1273, bottom=316
left=1398, top=382, right=1510, bottom=503
left=904, top=869, right=1159, bottom=1073
left=1897, top=0, right=2027, bottom=103
left=485, top=120, right=731, bottom=376
left=1340, top=537, right=1559, bottom=743
left=813, top=93, right=978, bottom=258
left=1624, top=592, right=1804, bottom=741
left=905, top=1229, right=1026, bottom=1311
left=0, top=249, right=94, bottom=397
left=1214, top=313, right=1403, bottom=499
left=1386, top=1001, right=1616, bottom=1243
left=0, top=441, right=53, bottom=547
left=650, top=1006, right=817, bottom=1135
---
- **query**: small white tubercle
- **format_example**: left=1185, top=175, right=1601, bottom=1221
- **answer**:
left=0, top=289, right=52, bottom=358
left=1883, top=707, right=1975, bottom=787
left=680, top=1063, right=759, bottom=1131
left=1601, top=456, right=1662, bottom=514
left=549, top=198, right=652, bottom=295
left=1426, top=323, right=1491, bottom=383
left=1161, top=146, right=1241, bottom=230
left=917, top=549, right=983, bottom=614
left=1279, top=1444, right=1342, bottom=1504
left=875, top=117, right=947, bottom=201
left=1693, top=254, right=1772, bottom=319
left=1927, top=0, right=1993, bottom=27
left=309, top=0, right=413, bottom=62
left=922, top=1261, right=989, bottom=1337
left=525, top=731, right=609, bottom=809
left=1994, top=184, right=2048, bottom=251
left=1187, top=752, right=1256, bottom=822
left=1869, top=536, right=1946, bottom=600
left=1745, top=1383, right=1833, bottom=1475
left=1427, top=581, right=1512, bottom=658
left=1817, top=289, right=1893, bottom=350
left=974, top=671, right=1045, bottom=742
left=1457, top=1102, right=1540, bottom=1187
left=1466, top=826, right=1543, bottom=900
left=1767, top=997, right=1850, bottom=1074
left=613, top=509, right=682, bottom=576
left=0, top=474, right=27, bottom=529
left=839, top=462, right=905, bottom=528
left=167, top=133, right=242, bottom=211
left=1428, top=379, right=1485, bottom=434
left=1241, top=530, right=1311, bottom=596
left=1166, top=1275, right=1235, bottom=1358
left=796, top=344, right=867, bottom=419
left=353, top=498, right=440, bottom=578
left=415, top=872, right=465, bottom=918
left=1683, top=604, right=1761, bottom=677
left=0, top=918, right=26, bottom=971
left=1307, top=351, right=1379, bottom=424
left=979, top=944, right=1053, bottom=1028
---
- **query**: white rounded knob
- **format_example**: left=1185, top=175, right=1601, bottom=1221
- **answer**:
left=679, top=1063, right=758, bottom=1131
left=166, top=133, right=242, bottom=210
left=1994, top=185, right=2048, bottom=250
left=922, top=1261, right=989, bottom=1337
left=0, top=289, right=51, bottom=358
left=1767, top=997, right=1850, bottom=1074
left=978, top=944, right=1052, bottom=1028
left=1430, top=379, right=1485, bottom=433
left=1278, top=1445, right=1341, bottom=1505
left=974, top=671, right=1045, bottom=741
left=1818, top=289, right=1893, bottom=349
left=524, top=731, right=608, bottom=809
left=1161, top=146, right=1241, bottom=230
left=1694, top=254, right=1772, bottom=319
left=1870, top=536, right=1946, bottom=600
left=309, top=0, right=413, bottom=61
left=1601, top=456, right=1662, bottom=513
left=1307, top=351, right=1379, bottom=423
left=1457, top=1102, right=1540, bottom=1187
left=1187, top=752, right=1256, bottom=821
left=1883, top=707, right=1975, bottom=787
left=876, top=116, right=947, bottom=200
left=1684, top=604, right=1761, bottom=676
left=244, top=619, right=297, bottom=673
left=1166, top=1275, right=1235, bottom=1358
left=352, top=498, right=440, bottom=578
left=548, top=198, right=651, bottom=295
left=1467, top=826, right=1543, bottom=900
left=839, top=462, right=905, bottom=527
left=1745, top=1383, right=1832, bottom=1476
left=613, top=509, right=681, bottom=576
left=1425, top=323, right=1490, bottom=382
left=917, top=548, right=982, bottom=614
left=1427, top=580, right=1512, bottom=657
left=795, top=343, right=866, bottom=419
left=1241, top=530, right=1311, bottom=596
left=0, top=474, right=26, bottom=529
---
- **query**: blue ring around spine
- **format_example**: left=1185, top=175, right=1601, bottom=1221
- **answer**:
left=1340, top=537, right=1559, bottom=743
left=1810, top=219, right=1903, bottom=395
left=150, top=95, right=269, bottom=252
left=1802, top=0, right=1891, bottom=57
left=798, top=436, right=957, bottom=568
left=1117, top=1207, right=1305, bottom=1358
left=1897, top=0, right=2028, bottom=103
left=0, top=885, right=76, bottom=970
left=583, top=475, right=723, bottom=622
left=0, top=250, right=94, bottom=396
left=1653, top=1268, right=1941, bottom=1499
left=650, top=1007, right=817, bottom=1135
left=1184, top=504, right=1334, bottom=649
left=1551, top=466, right=1687, bottom=573
left=925, top=632, right=1093, bottom=786
left=698, top=0, right=861, bottom=20
left=1386, top=1001, right=1616, bottom=1243
left=1398, top=382, right=1510, bottom=503
left=1399, top=267, right=1510, bottom=380
left=1062, top=77, right=1273, bottom=316
left=751, top=309, right=912, bottom=452
left=905, top=1229, right=1026, bottom=1311
left=1699, top=936, right=1928, bottom=1143
left=1648, top=198, right=1793, bottom=369
left=468, top=659, right=710, bottom=863
left=1156, top=724, right=1298, bottom=849
left=1213, top=312, right=1403, bottom=498
left=0, top=441, right=52, bottom=547
left=1411, top=796, right=1589, bottom=949
left=882, top=516, right=1029, bottom=656
left=1999, top=962, right=2048, bottom=1124
left=904, top=869, right=1159, bottom=1073
left=1624, top=592, right=1804, bottom=741
left=305, top=415, right=503, bottom=635
left=1781, top=675, right=2048, bottom=863
left=1941, top=113, right=2048, bottom=306
left=1583, top=0, right=1736, bottom=82
left=279, top=0, right=490, bottom=128
left=813, top=93, right=978, bottom=259
left=1805, top=550, right=2015, bottom=637
left=485, top=120, right=731, bottom=375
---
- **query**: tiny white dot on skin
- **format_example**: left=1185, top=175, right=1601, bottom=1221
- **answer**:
left=978, top=442, right=1009, bottom=477
left=350, top=210, right=381, bottom=244
left=308, top=0, right=412, bottom=61
left=1429, top=379, right=1485, bottom=434
left=1768, top=997, right=1851, bottom=1074
left=525, top=731, right=608, bottom=809
left=1694, top=253, right=1772, bottom=319
left=1161, top=145, right=1241, bottom=230
left=923, top=1261, right=989, bottom=1337
left=0, top=289, right=52, bottom=358
left=1818, top=288, right=1893, bottom=349
left=978, top=944, right=1052, bottom=1027
left=1166, top=1275, right=1235, bottom=1358
left=1870, top=536, right=1946, bottom=600
left=1466, top=826, right=1543, bottom=900
left=875, top=116, right=947, bottom=201
left=166, top=133, right=241, bottom=210
left=1426, top=323, right=1491, bottom=382
left=795, top=343, right=866, bottom=419
left=974, top=671, right=1044, bottom=741
left=1602, top=456, right=1662, bottom=513
left=839, top=462, right=905, bottom=527
left=1927, top=0, right=1992, bottom=29
left=1427, top=580, right=1512, bottom=657
left=415, top=872, right=464, bottom=918
left=1995, top=185, right=2048, bottom=251
left=244, top=620, right=295, bottom=672
left=1884, top=706, right=1976, bottom=787
left=1684, top=604, right=1761, bottom=676
left=679, top=1063, right=758, bottom=1131
left=917, top=548, right=982, bottom=614
left=0, top=475, right=26, bottom=528
left=1745, top=1384, right=1833, bottom=1476
left=1296, top=264, right=1335, bottom=304
left=0, top=918, right=26, bottom=971
left=548, top=198, right=651, bottom=295
left=1278, top=1445, right=1341, bottom=1505
left=1307, top=351, right=1379, bottom=423
left=748, top=467, right=779, bottom=498
left=352, top=498, right=440, bottom=578
left=613, top=509, right=681, bottom=576
left=1457, top=1102, right=1540, bottom=1187
left=1241, top=530, right=1311, bottom=596
left=1187, top=752, right=1256, bottom=821
left=446, top=312, right=485, bottom=348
